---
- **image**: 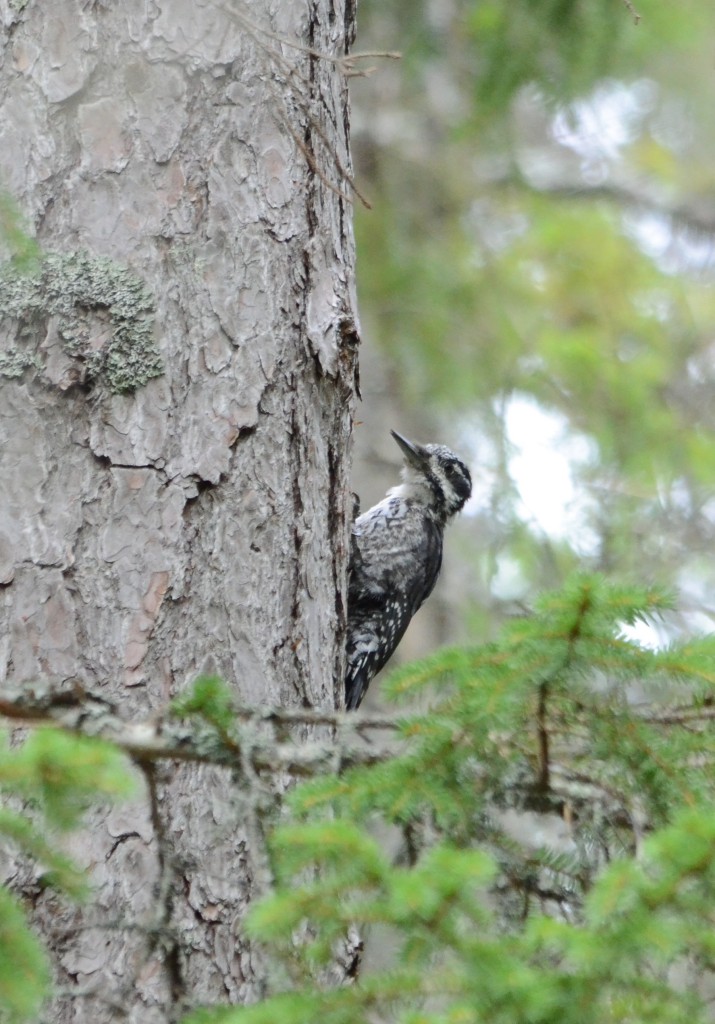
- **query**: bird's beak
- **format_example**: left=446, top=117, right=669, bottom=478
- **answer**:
left=391, top=430, right=429, bottom=471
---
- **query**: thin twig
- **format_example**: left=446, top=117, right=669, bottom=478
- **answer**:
left=620, top=0, right=641, bottom=25
left=302, top=114, right=373, bottom=209
left=220, top=4, right=400, bottom=75
left=637, top=705, right=715, bottom=726
left=288, top=124, right=354, bottom=205
left=217, top=4, right=378, bottom=208
left=0, top=687, right=403, bottom=778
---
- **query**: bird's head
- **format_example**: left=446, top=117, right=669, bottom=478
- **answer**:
left=391, top=430, right=472, bottom=521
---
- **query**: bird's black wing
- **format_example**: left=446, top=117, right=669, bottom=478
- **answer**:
left=345, top=510, right=443, bottom=710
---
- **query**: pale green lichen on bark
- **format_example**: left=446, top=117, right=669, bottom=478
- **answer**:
left=0, top=347, right=40, bottom=379
left=0, top=251, right=163, bottom=394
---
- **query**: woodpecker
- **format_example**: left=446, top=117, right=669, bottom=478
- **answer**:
left=345, top=430, right=472, bottom=710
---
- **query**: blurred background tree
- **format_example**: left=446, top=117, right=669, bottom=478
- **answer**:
left=349, top=0, right=715, bottom=705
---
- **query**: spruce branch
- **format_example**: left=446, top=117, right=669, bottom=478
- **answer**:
left=0, top=684, right=402, bottom=778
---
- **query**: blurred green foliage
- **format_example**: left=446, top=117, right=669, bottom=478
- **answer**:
left=185, top=576, right=715, bottom=1023
left=0, top=731, right=133, bottom=1022
left=353, top=0, right=715, bottom=617
left=170, top=674, right=238, bottom=733
left=369, top=0, right=710, bottom=111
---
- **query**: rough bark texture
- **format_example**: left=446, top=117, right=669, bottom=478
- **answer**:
left=0, top=0, right=358, bottom=1018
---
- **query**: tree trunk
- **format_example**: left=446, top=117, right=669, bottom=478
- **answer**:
left=0, top=0, right=358, bottom=1018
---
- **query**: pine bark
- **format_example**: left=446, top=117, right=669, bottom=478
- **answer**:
left=0, top=0, right=358, bottom=1018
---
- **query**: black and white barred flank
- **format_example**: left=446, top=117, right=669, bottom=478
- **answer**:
left=345, top=431, right=472, bottom=710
